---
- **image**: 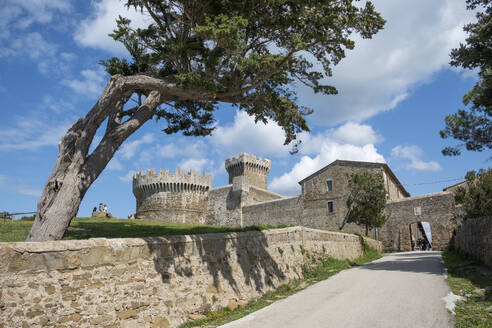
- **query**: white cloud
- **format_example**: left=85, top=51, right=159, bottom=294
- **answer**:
left=391, top=145, right=442, bottom=171
left=211, top=111, right=290, bottom=158
left=61, top=68, right=108, bottom=98
left=119, top=170, right=136, bottom=182
left=332, top=122, right=382, bottom=146
left=298, top=0, right=474, bottom=125
left=0, top=0, right=70, bottom=37
left=6, top=32, right=56, bottom=59
left=60, top=52, right=76, bottom=62
left=0, top=2, right=72, bottom=75
left=179, top=158, right=208, bottom=172
left=270, top=128, right=385, bottom=195
left=0, top=116, right=71, bottom=152
left=0, top=175, right=41, bottom=197
left=16, top=187, right=42, bottom=197
left=299, top=122, right=382, bottom=155
left=42, top=95, right=75, bottom=114
left=107, top=158, right=123, bottom=171
left=75, top=0, right=151, bottom=55
left=119, top=133, right=155, bottom=159
left=0, top=32, right=69, bottom=75
left=155, top=139, right=207, bottom=159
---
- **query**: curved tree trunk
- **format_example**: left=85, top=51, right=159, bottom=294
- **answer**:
left=27, top=75, right=163, bottom=241
left=27, top=73, right=235, bottom=241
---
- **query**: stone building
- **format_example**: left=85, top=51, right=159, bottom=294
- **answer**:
left=296, top=160, right=409, bottom=232
left=133, top=154, right=458, bottom=250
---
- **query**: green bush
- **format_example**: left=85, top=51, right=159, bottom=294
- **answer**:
left=460, top=168, right=492, bottom=218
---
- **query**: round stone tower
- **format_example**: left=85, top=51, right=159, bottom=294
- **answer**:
left=225, top=153, right=271, bottom=190
left=132, top=168, right=212, bottom=224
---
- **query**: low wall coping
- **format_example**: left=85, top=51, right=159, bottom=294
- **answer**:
left=0, top=226, right=379, bottom=254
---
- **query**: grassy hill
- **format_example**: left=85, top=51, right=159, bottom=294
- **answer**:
left=0, top=217, right=289, bottom=242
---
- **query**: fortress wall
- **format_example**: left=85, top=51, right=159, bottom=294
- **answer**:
left=136, top=191, right=208, bottom=224
left=133, top=169, right=211, bottom=224
left=382, top=192, right=457, bottom=251
left=454, top=216, right=492, bottom=268
left=0, top=227, right=381, bottom=328
left=242, top=197, right=302, bottom=227
left=205, top=185, right=242, bottom=226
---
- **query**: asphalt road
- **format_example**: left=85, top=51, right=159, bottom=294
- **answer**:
left=221, top=252, right=453, bottom=328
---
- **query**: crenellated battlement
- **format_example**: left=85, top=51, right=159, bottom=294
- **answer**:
left=225, top=153, right=271, bottom=173
left=133, top=168, right=212, bottom=196
left=225, top=153, right=271, bottom=189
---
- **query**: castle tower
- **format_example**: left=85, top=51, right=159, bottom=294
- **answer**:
left=132, top=169, right=212, bottom=224
left=225, top=153, right=271, bottom=190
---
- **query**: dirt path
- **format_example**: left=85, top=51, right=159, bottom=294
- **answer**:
left=221, top=252, right=453, bottom=328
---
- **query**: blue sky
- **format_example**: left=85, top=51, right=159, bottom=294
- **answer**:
left=0, top=0, right=490, bottom=219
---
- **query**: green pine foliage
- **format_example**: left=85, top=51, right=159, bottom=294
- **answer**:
left=441, top=0, right=491, bottom=156
left=99, top=0, right=385, bottom=146
left=459, top=168, right=492, bottom=218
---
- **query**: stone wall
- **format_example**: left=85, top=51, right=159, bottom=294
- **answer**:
left=454, top=216, right=492, bottom=268
left=382, top=192, right=457, bottom=251
left=206, top=185, right=239, bottom=226
left=0, top=227, right=381, bottom=328
left=242, top=197, right=302, bottom=227
left=206, top=178, right=284, bottom=227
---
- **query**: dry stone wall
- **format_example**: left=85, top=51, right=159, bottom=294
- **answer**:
left=0, top=227, right=381, bottom=328
left=454, top=216, right=492, bottom=268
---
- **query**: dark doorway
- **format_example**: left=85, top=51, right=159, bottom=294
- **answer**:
left=409, top=221, right=432, bottom=251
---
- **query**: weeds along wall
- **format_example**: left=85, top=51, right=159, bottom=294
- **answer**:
left=0, top=227, right=382, bottom=328
left=454, top=216, right=492, bottom=268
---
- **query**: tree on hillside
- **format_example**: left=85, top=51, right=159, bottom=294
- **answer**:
left=458, top=168, right=492, bottom=218
left=440, top=0, right=491, bottom=156
left=339, top=171, right=387, bottom=236
left=27, top=0, right=385, bottom=241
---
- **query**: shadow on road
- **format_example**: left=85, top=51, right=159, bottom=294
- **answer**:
left=360, top=252, right=445, bottom=275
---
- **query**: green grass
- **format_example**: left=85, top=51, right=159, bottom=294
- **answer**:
left=441, top=251, right=492, bottom=328
left=181, top=242, right=382, bottom=327
left=0, top=217, right=290, bottom=242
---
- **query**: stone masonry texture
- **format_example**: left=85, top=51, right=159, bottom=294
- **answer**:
left=133, top=169, right=212, bottom=224
left=382, top=192, right=457, bottom=251
left=454, top=216, right=492, bottom=268
left=225, top=153, right=271, bottom=190
left=0, top=227, right=381, bottom=328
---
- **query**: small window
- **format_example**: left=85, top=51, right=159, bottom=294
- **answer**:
left=328, top=201, right=334, bottom=213
left=327, top=180, right=333, bottom=191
